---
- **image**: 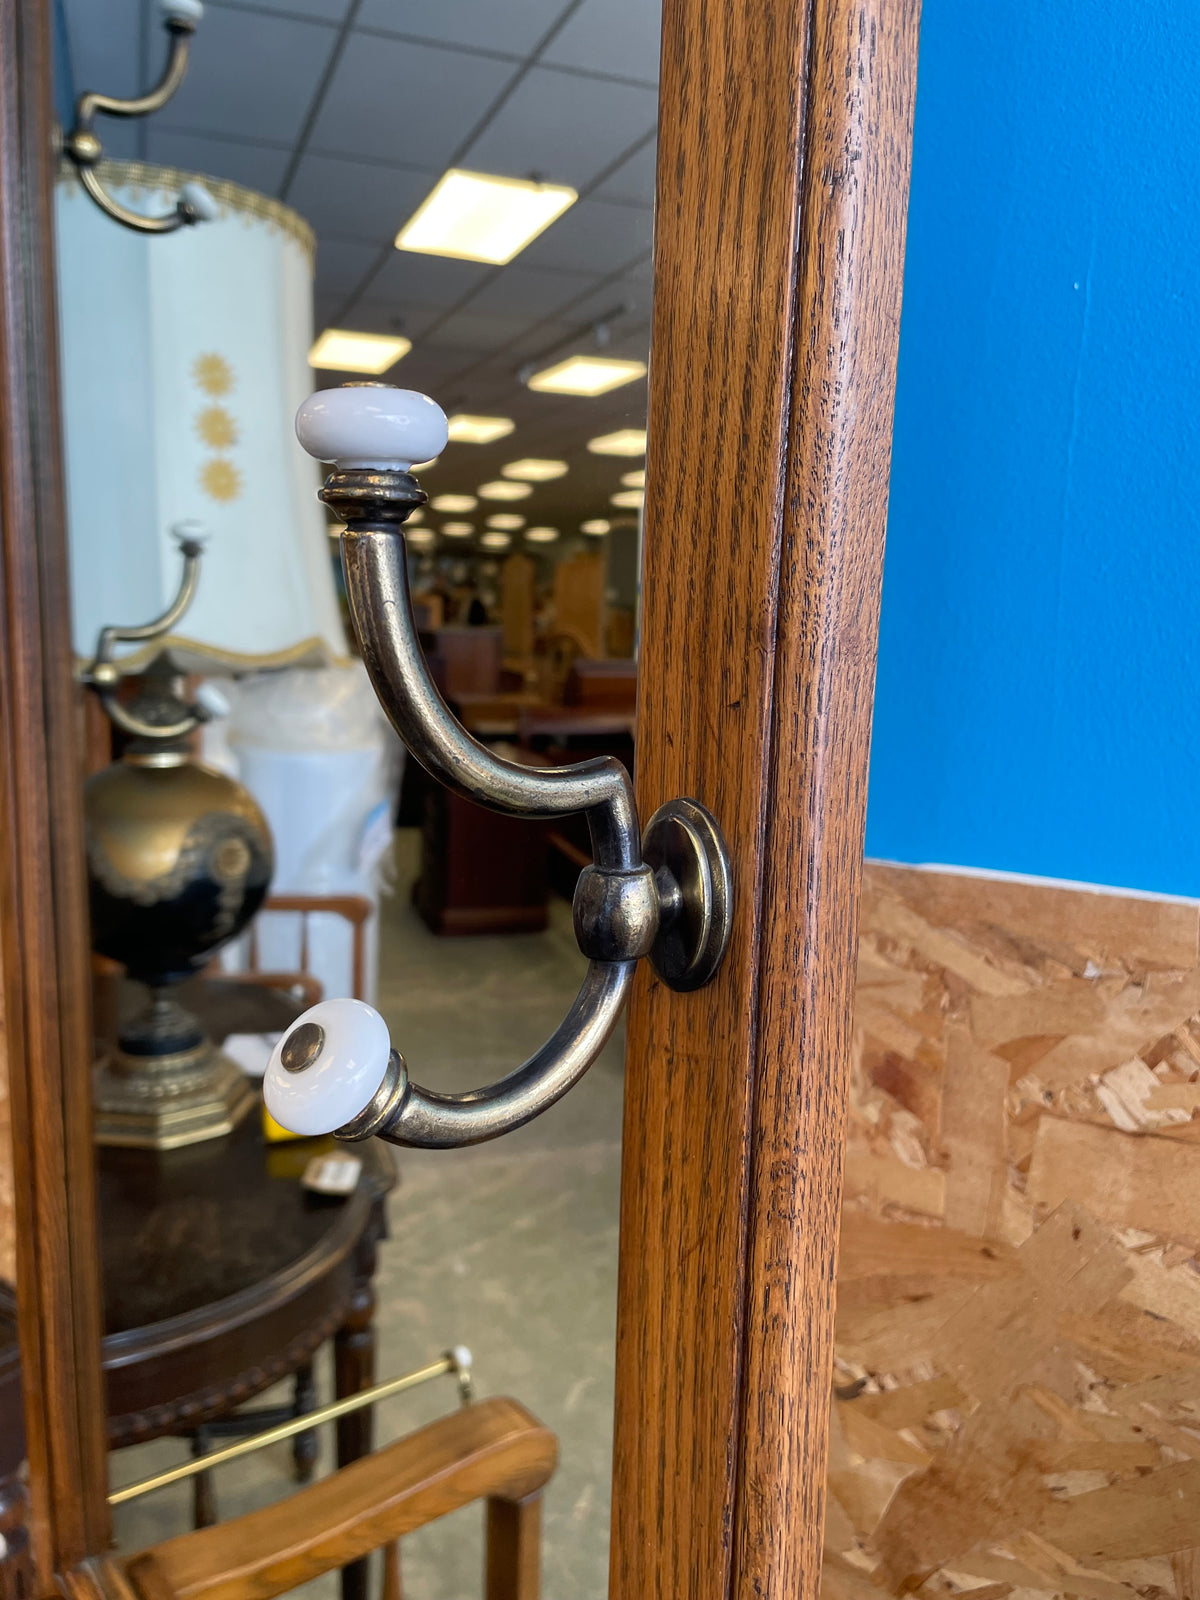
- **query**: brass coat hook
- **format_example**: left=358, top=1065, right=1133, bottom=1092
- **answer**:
left=64, top=0, right=218, bottom=234
left=263, top=383, right=733, bottom=1150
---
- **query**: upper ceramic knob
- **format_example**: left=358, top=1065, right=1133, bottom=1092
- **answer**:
left=296, top=385, right=448, bottom=472
left=162, top=0, right=203, bottom=23
left=264, top=997, right=392, bottom=1137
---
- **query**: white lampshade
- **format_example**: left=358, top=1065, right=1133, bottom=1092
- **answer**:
left=56, top=161, right=346, bottom=672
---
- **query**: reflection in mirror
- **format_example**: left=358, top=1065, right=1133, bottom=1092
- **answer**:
left=48, top=0, right=660, bottom=1595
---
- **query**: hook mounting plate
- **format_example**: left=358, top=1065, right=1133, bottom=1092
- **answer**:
left=643, top=798, right=733, bottom=992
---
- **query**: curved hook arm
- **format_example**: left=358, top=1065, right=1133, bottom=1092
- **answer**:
left=64, top=2, right=216, bottom=236
left=262, top=382, right=733, bottom=1152
left=81, top=536, right=207, bottom=743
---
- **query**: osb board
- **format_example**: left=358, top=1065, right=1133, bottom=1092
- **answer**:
left=826, top=864, right=1200, bottom=1599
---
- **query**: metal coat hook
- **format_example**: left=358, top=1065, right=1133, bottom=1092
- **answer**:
left=64, top=0, right=218, bottom=234
left=263, top=383, right=734, bottom=1151
left=80, top=527, right=209, bottom=742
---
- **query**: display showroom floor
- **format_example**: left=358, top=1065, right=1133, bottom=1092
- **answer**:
left=111, top=827, right=625, bottom=1600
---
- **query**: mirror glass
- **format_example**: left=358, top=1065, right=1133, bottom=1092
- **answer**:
left=47, top=1, right=660, bottom=1594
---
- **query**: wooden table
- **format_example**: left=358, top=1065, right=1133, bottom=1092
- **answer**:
left=0, top=980, right=395, bottom=1600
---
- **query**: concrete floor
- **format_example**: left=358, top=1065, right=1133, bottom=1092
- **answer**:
left=111, top=829, right=624, bottom=1600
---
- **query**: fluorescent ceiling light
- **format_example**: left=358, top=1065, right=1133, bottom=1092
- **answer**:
left=525, top=526, right=559, bottom=544
left=308, top=328, right=411, bottom=374
left=611, top=489, right=644, bottom=509
left=480, top=531, right=512, bottom=550
left=502, top=458, right=568, bottom=482
left=405, top=528, right=436, bottom=548
left=580, top=519, right=610, bottom=536
left=407, top=509, right=425, bottom=525
left=588, top=428, right=647, bottom=456
left=431, top=493, right=477, bottom=512
left=442, top=521, right=474, bottom=536
left=621, top=469, right=646, bottom=488
left=447, top=413, right=515, bottom=445
left=487, top=514, right=526, bottom=530
left=396, top=169, right=577, bottom=265
left=478, top=480, right=533, bottom=501
left=527, top=356, right=647, bottom=396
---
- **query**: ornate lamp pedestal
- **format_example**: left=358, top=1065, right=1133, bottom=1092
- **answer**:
left=82, top=545, right=274, bottom=1149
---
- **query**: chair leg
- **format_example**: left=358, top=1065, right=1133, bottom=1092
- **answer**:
left=380, top=1541, right=402, bottom=1600
left=292, top=1362, right=318, bottom=1483
left=485, top=1494, right=542, bottom=1600
left=190, top=1430, right=217, bottom=1530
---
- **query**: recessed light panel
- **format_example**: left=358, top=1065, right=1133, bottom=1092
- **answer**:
left=525, top=526, right=560, bottom=544
left=405, top=528, right=436, bottom=548
left=580, top=519, right=610, bottom=536
left=480, top=531, right=512, bottom=550
left=620, top=469, right=646, bottom=488
left=478, top=480, right=533, bottom=501
left=611, top=489, right=644, bottom=509
left=431, top=494, right=477, bottom=512
left=308, top=329, right=411, bottom=374
left=441, top=521, right=474, bottom=536
left=588, top=428, right=647, bottom=456
left=487, top=514, right=526, bottom=530
left=527, top=356, right=647, bottom=396
left=447, top=414, right=515, bottom=445
left=396, top=169, right=577, bottom=265
left=502, top=458, right=568, bottom=482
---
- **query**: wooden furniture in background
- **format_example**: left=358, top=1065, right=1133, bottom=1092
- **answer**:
left=500, top=552, right=536, bottom=671
left=414, top=745, right=551, bottom=936
left=610, top=3, right=921, bottom=1600
left=563, top=660, right=637, bottom=713
left=426, top=627, right=505, bottom=697
left=231, top=892, right=375, bottom=1006
left=551, top=555, right=605, bottom=659
left=87, top=1397, right=556, bottom=1600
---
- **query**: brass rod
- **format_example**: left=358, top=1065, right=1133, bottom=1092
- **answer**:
left=109, top=1354, right=460, bottom=1506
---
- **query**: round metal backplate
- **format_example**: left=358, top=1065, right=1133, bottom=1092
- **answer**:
left=642, top=797, right=733, bottom=992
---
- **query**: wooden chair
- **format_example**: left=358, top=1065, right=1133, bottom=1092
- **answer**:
left=222, top=892, right=375, bottom=1005
left=73, top=1398, right=555, bottom=1600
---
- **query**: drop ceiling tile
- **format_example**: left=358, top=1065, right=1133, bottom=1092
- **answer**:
left=367, top=250, right=494, bottom=311
left=63, top=0, right=142, bottom=100
left=342, top=301, right=444, bottom=340
left=559, top=277, right=652, bottom=327
left=219, top=0, right=350, bottom=19
left=516, top=196, right=652, bottom=274
left=462, top=67, right=658, bottom=190
left=541, top=0, right=661, bottom=84
left=308, top=33, right=514, bottom=167
left=287, top=152, right=432, bottom=243
left=467, top=265, right=599, bottom=320
left=426, top=310, right=535, bottom=353
left=144, top=128, right=292, bottom=195
left=314, top=237, right=383, bottom=299
left=354, top=0, right=564, bottom=57
left=593, top=137, right=658, bottom=206
left=155, top=8, right=335, bottom=143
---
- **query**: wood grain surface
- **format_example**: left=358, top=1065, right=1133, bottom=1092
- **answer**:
left=119, top=1398, right=556, bottom=1600
left=611, top=0, right=920, bottom=1597
left=0, top=0, right=111, bottom=1579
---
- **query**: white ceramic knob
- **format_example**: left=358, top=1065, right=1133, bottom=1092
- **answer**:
left=295, top=386, right=449, bottom=472
left=264, top=998, right=392, bottom=1137
left=162, top=0, right=203, bottom=24
left=179, top=181, right=218, bottom=222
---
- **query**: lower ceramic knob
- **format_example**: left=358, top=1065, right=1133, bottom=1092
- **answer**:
left=264, top=998, right=392, bottom=1137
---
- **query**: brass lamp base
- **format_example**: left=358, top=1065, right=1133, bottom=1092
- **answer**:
left=93, top=1039, right=257, bottom=1150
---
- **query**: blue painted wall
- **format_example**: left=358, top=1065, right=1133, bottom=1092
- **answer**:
left=867, top=3, right=1200, bottom=896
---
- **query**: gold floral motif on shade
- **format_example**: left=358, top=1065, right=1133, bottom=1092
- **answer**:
left=200, top=458, right=242, bottom=503
left=193, top=353, right=234, bottom=397
left=195, top=405, right=238, bottom=449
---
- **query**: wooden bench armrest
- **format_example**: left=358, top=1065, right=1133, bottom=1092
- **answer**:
left=92, top=1399, right=556, bottom=1600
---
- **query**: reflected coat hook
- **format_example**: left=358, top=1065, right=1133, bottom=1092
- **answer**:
left=264, top=382, right=733, bottom=1150
left=64, top=0, right=218, bottom=234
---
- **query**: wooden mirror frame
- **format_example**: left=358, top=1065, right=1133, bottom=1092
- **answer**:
left=0, top=0, right=920, bottom=1594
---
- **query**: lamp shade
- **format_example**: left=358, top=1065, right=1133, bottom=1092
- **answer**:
left=56, top=160, right=345, bottom=672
